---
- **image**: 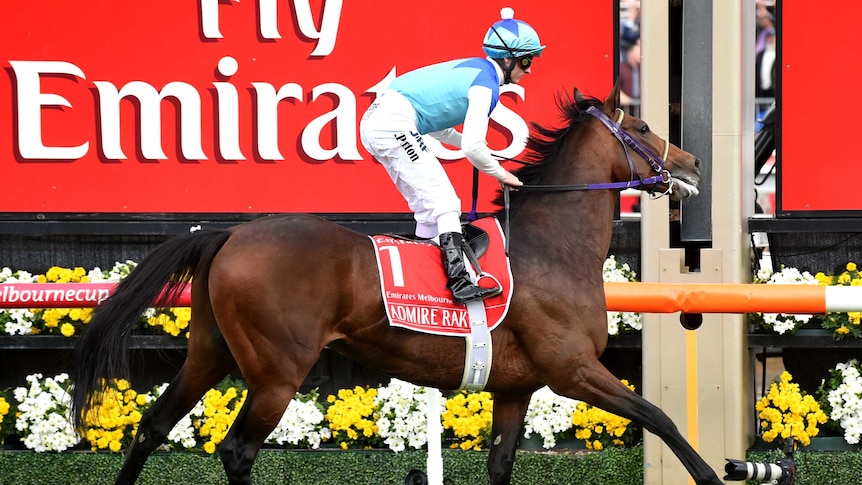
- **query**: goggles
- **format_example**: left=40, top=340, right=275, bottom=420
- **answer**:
left=515, top=55, right=533, bottom=69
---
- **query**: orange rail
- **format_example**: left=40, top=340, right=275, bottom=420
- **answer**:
left=604, top=282, right=832, bottom=314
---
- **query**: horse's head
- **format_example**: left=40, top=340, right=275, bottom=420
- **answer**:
left=493, top=86, right=702, bottom=213
left=577, top=84, right=702, bottom=200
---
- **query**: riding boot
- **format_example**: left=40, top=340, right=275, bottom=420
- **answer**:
left=439, top=232, right=502, bottom=304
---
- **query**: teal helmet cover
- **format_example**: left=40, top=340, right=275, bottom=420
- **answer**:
left=482, top=7, right=546, bottom=59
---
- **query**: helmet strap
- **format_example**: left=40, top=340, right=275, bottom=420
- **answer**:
left=493, top=58, right=515, bottom=84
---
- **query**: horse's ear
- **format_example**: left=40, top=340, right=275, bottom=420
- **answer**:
left=603, top=80, right=621, bottom=114
left=574, top=87, right=586, bottom=103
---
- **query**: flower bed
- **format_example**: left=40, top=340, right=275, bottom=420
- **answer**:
left=0, top=372, right=651, bottom=483
left=0, top=374, right=641, bottom=455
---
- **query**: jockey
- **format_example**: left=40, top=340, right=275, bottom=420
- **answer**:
left=360, top=7, right=545, bottom=304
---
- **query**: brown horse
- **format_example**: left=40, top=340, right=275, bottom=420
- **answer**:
left=72, top=86, right=718, bottom=484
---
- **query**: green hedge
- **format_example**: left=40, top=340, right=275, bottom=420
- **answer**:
left=746, top=450, right=862, bottom=485
left=0, top=448, right=642, bottom=485
left=2, top=448, right=860, bottom=484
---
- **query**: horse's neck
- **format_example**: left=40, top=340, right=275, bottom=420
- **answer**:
left=509, top=190, right=616, bottom=268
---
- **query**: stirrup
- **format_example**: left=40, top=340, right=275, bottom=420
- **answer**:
left=450, top=279, right=502, bottom=304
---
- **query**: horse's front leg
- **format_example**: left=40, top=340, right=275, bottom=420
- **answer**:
left=486, top=392, right=531, bottom=485
left=562, top=360, right=723, bottom=485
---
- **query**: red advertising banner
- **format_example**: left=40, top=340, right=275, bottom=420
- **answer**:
left=1, top=1, right=613, bottom=214
left=779, top=5, right=862, bottom=214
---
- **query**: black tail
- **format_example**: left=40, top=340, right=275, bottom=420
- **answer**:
left=71, top=228, right=231, bottom=433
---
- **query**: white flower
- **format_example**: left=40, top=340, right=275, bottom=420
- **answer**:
left=826, top=360, right=862, bottom=445
left=374, top=379, right=437, bottom=452
left=107, top=261, right=138, bottom=282
left=3, top=309, right=36, bottom=335
left=0, top=268, right=39, bottom=335
left=267, top=391, right=331, bottom=449
left=603, top=256, right=641, bottom=335
left=86, top=267, right=107, bottom=282
left=0, top=268, right=36, bottom=284
left=523, top=386, right=580, bottom=449
left=753, top=266, right=819, bottom=334
left=13, top=373, right=80, bottom=452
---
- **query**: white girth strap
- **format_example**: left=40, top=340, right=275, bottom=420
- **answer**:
left=458, top=298, right=493, bottom=391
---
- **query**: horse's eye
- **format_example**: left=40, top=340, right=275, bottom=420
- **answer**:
left=639, top=124, right=650, bottom=135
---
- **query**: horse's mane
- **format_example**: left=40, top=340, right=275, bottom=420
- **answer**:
left=492, top=91, right=603, bottom=210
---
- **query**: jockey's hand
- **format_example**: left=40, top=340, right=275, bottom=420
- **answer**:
left=500, top=171, right=523, bottom=187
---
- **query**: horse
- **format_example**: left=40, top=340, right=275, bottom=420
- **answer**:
left=71, top=84, right=719, bottom=485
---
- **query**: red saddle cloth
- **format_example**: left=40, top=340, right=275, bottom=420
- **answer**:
left=370, top=217, right=512, bottom=336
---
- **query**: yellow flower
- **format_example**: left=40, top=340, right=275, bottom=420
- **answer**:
left=41, top=309, right=61, bottom=328
left=847, top=262, right=857, bottom=272
left=570, top=380, right=636, bottom=450
left=838, top=273, right=851, bottom=284
left=80, top=378, right=152, bottom=453
left=324, top=386, right=382, bottom=449
left=45, top=266, right=63, bottom=282
left=756, top=371, right=826, bottom=446
left=60, top=323, right=75, bottom=337
left=203, top=441, right=217, bottom=454
left=814, top=272, right=833, bottom=285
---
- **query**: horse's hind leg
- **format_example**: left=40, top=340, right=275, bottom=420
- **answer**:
left=487, top=392, right=532, bottom=485
left=557, top=361, right=723, bottom=485
left=215, top=341, right=322, bottom=484
left=115, top=305, right=237, bottom=484
left=213, top=331, right=326, bottom=484
left=217, top=385, right=301, bottom=485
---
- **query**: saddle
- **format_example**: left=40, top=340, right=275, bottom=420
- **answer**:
left=462, top=223, right=490, bottom=259
left=370, top=215, right=512, bottom=338
left=386, top=223, right=490, bottom=258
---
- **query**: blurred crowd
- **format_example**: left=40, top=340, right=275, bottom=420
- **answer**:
left=619, top=1, right=641, bottom=114
left=619, top=0, right=776, bottom=119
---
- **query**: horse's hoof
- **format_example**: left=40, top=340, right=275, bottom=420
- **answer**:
left=404, top=469, right=428, bottom=485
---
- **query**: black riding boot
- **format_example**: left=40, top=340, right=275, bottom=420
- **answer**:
left=439, top=232, right=501, bottom=304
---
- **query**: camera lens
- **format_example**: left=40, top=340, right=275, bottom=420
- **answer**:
left=724, top=459, right=783, bottom=481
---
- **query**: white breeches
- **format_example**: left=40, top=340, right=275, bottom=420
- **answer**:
left=360, top=91, right=462, bottom=238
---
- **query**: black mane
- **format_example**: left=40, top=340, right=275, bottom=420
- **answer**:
left=491, top=91, right=604, bottom=210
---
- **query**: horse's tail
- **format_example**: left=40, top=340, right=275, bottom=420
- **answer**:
left=71, top=227, right=232, bottom=433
